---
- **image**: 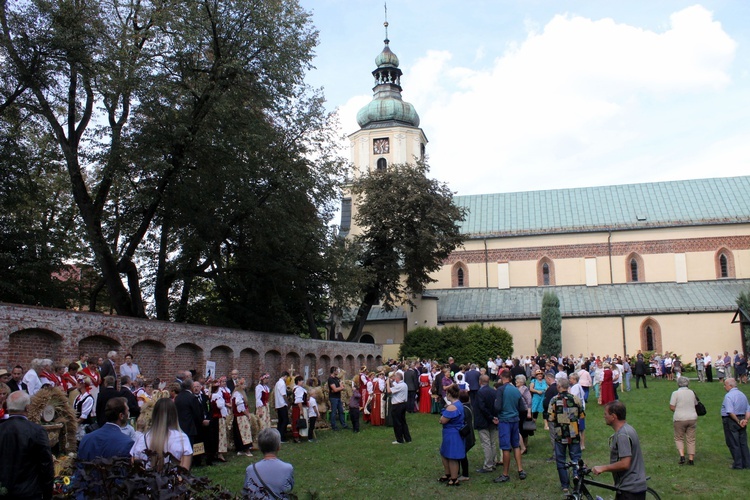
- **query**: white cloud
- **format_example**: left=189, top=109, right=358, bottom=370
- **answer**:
left=401, top=5, right=744, bottom=195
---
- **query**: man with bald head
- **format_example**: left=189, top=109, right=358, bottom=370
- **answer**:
left=0, top=391, right=54, bottom=499
left=721, top=378, right=750, bottom=469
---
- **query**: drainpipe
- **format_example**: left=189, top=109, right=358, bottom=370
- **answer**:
left=608, top=230, right=614, bottom=284
left=621, top=315, right=627, bottom=356
left=484, top=236, right=490, bottom=288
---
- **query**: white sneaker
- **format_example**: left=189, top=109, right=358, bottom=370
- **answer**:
left=392, top=441, right=402, bottom=444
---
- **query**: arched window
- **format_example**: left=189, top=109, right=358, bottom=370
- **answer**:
left=376, top=158, right=387, bottom=171
left=715, top=248, right=735, bottom=278
left=452, top=262, right=468, bottom=288
left=626, top=253, right=644, bottom=283
left=640, top=318, right=662, bottom=352
left=537, top=257, right=555, bottom=286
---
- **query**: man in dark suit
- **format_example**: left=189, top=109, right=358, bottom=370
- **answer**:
left=404, top=363, right=419, bottom=413
left=96, top=376, right=119, bottom=427
left=99, top=351, right=119, bottom=389
left=190, top=380, right=211, bottom=466
left=7, top=365, right=28, bottom=393
left=118, top=375, right=140, bottom=420
left=227, top=370, right=239, bottom=393
left=175, top=379, right=203, bottom=450
left=0, top=391, right=54, bottom=499
left=77, top=397, right=134, bottom=460
left=465, top=364, right=481, bottom=406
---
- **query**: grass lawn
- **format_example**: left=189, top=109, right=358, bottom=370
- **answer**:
left=195, top=377, right=750, bottom=499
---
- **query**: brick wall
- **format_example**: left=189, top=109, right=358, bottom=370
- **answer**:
left=0, top=304, right=382, bottom=385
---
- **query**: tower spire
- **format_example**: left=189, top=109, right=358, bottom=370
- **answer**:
left=384, top=2, right=389, bottom=45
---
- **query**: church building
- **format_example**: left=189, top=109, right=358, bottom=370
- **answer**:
left=342, top=35, right=750, bottom=360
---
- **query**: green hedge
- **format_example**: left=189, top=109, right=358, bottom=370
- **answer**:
left=398, top=324, right=513, bottom=365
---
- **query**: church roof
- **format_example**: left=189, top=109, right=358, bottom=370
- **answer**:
left=427, top=279, right=750, bottom=322
left=454, top=176, right=750, bottom=238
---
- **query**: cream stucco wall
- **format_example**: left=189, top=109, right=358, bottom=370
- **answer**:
left=431, top=223, right=750, bottom=289
left=348, top=125, right=427, bottom=178
left=441, top=311, right=743, bottom=359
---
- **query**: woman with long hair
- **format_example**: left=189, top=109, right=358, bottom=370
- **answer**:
left=438, top=384, right=465, bottom=487
left=130, top=398, right=193, bottom=470
left=232, top=378, right=254, bottom=456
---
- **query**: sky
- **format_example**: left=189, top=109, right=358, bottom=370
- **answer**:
left=299, top=0, right=750, bottom=196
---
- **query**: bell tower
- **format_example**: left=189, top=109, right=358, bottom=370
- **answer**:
left=341, top=15, right=428, bottom=237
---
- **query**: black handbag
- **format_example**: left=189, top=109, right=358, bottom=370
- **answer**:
left=296, top=417, right=307, bottom=429
left=459, top=422, right=471, bottom=438
left=694, top=391, right=706, bottom=416
left=522, top=419, right=537, bottom=432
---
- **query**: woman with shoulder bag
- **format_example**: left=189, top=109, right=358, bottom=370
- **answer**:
left=669, top=376, right=698, bottom=465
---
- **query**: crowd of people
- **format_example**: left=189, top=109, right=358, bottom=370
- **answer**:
left=0, top=352, right=298, bottom=498
left=1, top=348, right=749, bottom=498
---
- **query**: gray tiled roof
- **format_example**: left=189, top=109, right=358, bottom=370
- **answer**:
left=344, top=305, right=407, bottom=323
left=454, top=176, right=750, bottom=238
left=428, top=280, right=750, bottom=322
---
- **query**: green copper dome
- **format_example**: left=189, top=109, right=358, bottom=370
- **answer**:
left=375, top=45, right=399, bottom=68
left=356, top=41, right=420, bottom=129
left=356, top=97, right=420, bottom=128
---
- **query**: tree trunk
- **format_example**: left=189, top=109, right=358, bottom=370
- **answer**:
left=346, top=288, right=379, bottom=342
left=303, top=300, right=320, bottom=339
left=154, top=221, right=172, bottom=321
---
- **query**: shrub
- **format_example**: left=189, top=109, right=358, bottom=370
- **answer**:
left=399, top=324, right=513, bottom=365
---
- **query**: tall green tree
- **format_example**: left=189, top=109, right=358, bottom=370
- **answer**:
left=0, top=114, right=86, bottom=307
left=538, top=291, right=562, bottom=356
left=1, top=0, right=343, bottom=328
left=346, top=162, right=466, bottom=341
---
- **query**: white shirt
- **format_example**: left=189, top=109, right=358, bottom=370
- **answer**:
left=233, top=391, right=248, bottom=413
left=22, top=369, right=41, bottom=396
left=120, top=363, right=141, bottom=380
left=293, top=385, right=307, bottom=404
left=211, top=391, right=228, bottom=417
left=130, top=429, right=193, bottom=467
left=274, top=378, right=288, bottom=409
left=570, top=383, right=586, bottom=410
left=255, top=383, right=269, bottom=409
left=308, top=396, right=319, bottom=417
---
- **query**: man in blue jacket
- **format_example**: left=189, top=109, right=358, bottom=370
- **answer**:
left=77, top=397, right=134, bottom=461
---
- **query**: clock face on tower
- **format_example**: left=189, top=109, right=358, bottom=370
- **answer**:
left=373, top=138, right=390, bottom=154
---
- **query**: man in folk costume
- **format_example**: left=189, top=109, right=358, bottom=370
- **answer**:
left=359, top=366, right=370, bottom=423
left=255, top=374, right=272, bottom=430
